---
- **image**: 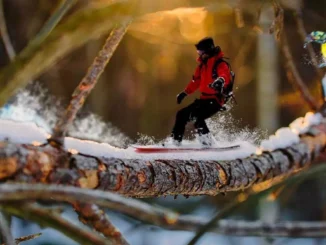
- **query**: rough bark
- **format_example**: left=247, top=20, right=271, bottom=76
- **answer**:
left=73, top=202, right=129, bottom=245
left=1, top=233, right=42, bottom=245
left=281, top=33, right=320, bottom=110
left=0, top=123, right=326, bottom=197
left=51, top=20, right=131, bottom=144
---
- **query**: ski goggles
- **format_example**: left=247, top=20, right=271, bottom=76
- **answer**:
left=197, top=50, right=206, bottom=56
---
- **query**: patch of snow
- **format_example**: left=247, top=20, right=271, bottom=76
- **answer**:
left=259, top=112, right=323, bottom=152
left=68, top=113, right=130, bottom=147
left=0, top=85, right=130, bottom=147
left=259, top=127, right=300, bottom=152
left=0, top=88, right=324, bottom=159
left=0, top=119, right=49, bottom=144
left=289, top=112, right=323, bottom=134
left=0, top=118, right=256, bottom=161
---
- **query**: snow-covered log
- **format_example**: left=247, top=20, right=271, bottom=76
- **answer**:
left=0, top=122, right=325, bottom=197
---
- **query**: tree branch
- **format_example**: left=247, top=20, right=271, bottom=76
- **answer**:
left=32, top=0, right=78, bottom=46
left=1, top=233, right=42, bottom=245
left=73, top=202, right=129, bottom=245
left=234, top=0, right=245, bottom=28
left=293, top=10, right=325, bottom=101
left=0, top=184, right=326, bottom=238
left=0, top=121, right=326, bottom=197
left=2, top=203, right=111, bottom=245
left=51, top=20, right=131, bottom=145
left=0, top=1, right=134, bottom=107
left=269, top=0, right=284, bottom=41
left=0, top=0, right=16, bottom=61
left=0, top=212, right=14, bottom=245
left=281, top=33, right=320, bottom=110
left=269, top=2, right=319, bottom=110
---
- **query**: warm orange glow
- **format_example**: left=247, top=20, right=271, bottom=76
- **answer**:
left=164, top=212, right=179, bottom=225
left=252, top=180, right=275, bottom=193
left=68, top=149, right=79, bottom=155
left=255, top=148, right=263, bottom=155
left=32, top=141, right=42, bottom=146
left=237, top=193, right=248, bottom=202
left=267, top=192, right=277, bottom=201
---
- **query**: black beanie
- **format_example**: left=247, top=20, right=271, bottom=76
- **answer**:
left=195, top=37, right=215, bottom=52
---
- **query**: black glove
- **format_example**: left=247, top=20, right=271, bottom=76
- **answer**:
left=176, top=91, right=187, bottom=104
left=209, top=77, right=224, bottom=93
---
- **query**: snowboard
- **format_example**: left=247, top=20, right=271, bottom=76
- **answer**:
left=131, top=144, right=240, bottom=153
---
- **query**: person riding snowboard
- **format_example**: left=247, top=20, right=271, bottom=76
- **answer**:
left=170, top=37, right=233, bottom=146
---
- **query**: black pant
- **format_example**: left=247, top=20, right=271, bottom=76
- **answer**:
left=171, top=99, right=222, bottom=142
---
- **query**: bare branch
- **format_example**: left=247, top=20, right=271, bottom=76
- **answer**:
left=51, top=20, right=131, bottom=145
left=187, top=195, right=243, bottom=245
left=0, top=0, right=16, bottom=61
left=294, top=10, right=325, bottom=101
left=1, top=184, right=326, bottom=239
left=32, top=0, right=78, bottom=46
left=234, top=4, right=263, bottom=68
left=188, top=160, right=326, bottom=244
left=234, top=0, right=245, bottom=28
left=2, top=203, right=111, bottom=245
left=73, top=203, right=129, bottom=245
left=281, top=33, right=320, bottom=110
left=271, top=2, right=319, bottom=110
left=270, top=0, right=284, bottom=41
left=0, top=1, right=134, bottom=107
left=1, top=233, right=42, bottom=245
left=0, top=212, right=14, bottom=245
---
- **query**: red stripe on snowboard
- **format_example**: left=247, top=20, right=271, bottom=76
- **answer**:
left=131, top=145, right=240, bottom=153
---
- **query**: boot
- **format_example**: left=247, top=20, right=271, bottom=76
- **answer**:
left=197, top=133, right=213, bottom=147
left=162, top=137, right=181, bottom=147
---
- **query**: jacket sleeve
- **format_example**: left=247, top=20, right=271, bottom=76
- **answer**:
left=184, top=66, right=201, bottom=94
left=217, top=62, right=230, bottom=88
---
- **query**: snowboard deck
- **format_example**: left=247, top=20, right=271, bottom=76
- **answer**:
left=131, top=144, right=240, bottom=153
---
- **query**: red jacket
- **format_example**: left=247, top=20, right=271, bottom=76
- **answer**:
left=184, top=50, right=231, bottom=105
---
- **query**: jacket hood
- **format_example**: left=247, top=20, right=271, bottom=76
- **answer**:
left=197, top=47, right=224, bottom=64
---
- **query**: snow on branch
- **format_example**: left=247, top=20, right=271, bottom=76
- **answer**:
left=0, top=111, right=325, bottom=197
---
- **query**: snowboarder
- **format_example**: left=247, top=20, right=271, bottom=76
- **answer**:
left=170, top=37, right=233, bottom=146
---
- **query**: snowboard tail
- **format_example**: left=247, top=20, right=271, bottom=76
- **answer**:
left=131, top=144, right=240, bottom=153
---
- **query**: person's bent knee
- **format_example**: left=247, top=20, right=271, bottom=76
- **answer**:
left=176, top=108, right=189, bottom=120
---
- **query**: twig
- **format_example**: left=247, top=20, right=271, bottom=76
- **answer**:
left=234, top=0, right=244, bottom=28
left=187, top=161, right=326, bottom=245
left=0, top=1, right=133, bottom=107
left=271, top=1, right=318, bottom=110
left=74, top=203, right=129, bottom=244
left=234, top=4, right=263, bottom=68
left=280, top=33, right=319, bottom=110
left=32, top=0, right=78, bottom=46
left=0, top=212, right=14, bottom=245
left=0, top=0, right=77, bottom=108
left=187, top=196, right=244, bottom=245
left=51, top=20, right=131, bottom=145
left=1, top=233, right=42, bottom=245
left=269, top=0, right=284, bottom=41
left=2, top=203, right=111, bottom=245
left=0, top=0, right=15, bottom=61
left=294, top=9, right=325, bottom=101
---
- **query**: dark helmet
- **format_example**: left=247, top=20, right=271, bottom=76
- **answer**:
left=195, top=37, right=215, bottom=53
